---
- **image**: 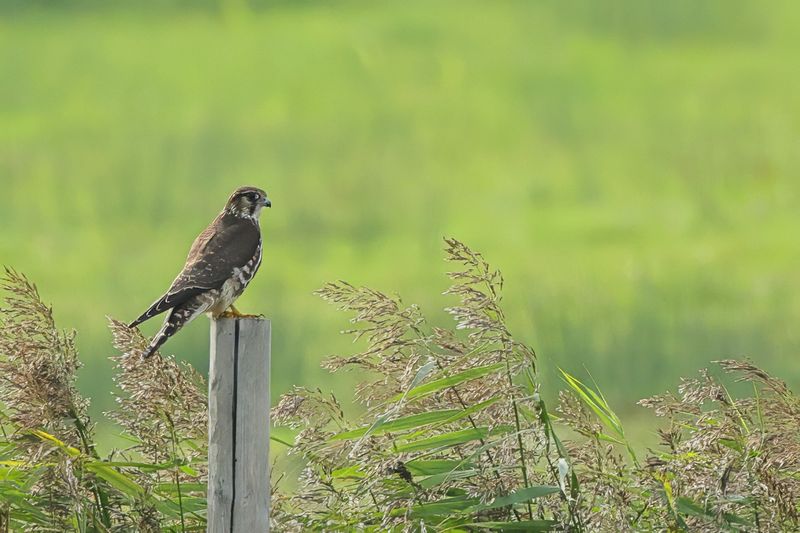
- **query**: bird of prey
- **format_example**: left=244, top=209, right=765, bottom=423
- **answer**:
left=129, top=186, right=271, bottom=358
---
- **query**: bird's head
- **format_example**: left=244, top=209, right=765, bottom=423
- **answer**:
left=225, top=186, right=271, bottom=220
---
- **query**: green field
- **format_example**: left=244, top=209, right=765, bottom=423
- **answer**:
left=2, top=1, right=799, bottom=449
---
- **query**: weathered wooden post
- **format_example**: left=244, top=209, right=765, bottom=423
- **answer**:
left=208, top=317, right=271, bottom=532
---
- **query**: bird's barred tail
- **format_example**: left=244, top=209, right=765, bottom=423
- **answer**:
left=141, top=302, right=204, bottom=359
left=142, top=319, right=178, bottom=359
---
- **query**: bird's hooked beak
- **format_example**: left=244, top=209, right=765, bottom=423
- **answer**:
left=263, top=196, right=272, bottom=208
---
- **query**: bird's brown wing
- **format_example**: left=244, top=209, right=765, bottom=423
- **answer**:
left=129, top=214, right=260, bottom=327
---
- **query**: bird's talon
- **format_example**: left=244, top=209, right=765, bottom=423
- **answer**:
left=219, top=305, right=263, bottom=320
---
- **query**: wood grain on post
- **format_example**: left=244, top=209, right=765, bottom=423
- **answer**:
left=208, top=318, right=271, bottom=533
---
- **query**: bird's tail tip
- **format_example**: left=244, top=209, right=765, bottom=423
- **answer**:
left=141, top=345, right=157, bottom=359
left=141, top=332, right=169, bottom=359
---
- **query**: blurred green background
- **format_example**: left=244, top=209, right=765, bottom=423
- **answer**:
left=2, top=0, right=799, bottom=449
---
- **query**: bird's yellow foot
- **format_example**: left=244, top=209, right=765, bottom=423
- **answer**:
left=219, top=305, right=263, bottom=319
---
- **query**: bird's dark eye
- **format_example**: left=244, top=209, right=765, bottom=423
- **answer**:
left=252, top=193, right=260, bottom=201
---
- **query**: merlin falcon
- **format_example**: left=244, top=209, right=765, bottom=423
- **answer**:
left=129, top=186, right=271, bottom=359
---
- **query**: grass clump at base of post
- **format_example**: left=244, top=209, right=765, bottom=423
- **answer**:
left=0, top=268, right=208, bottom=532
